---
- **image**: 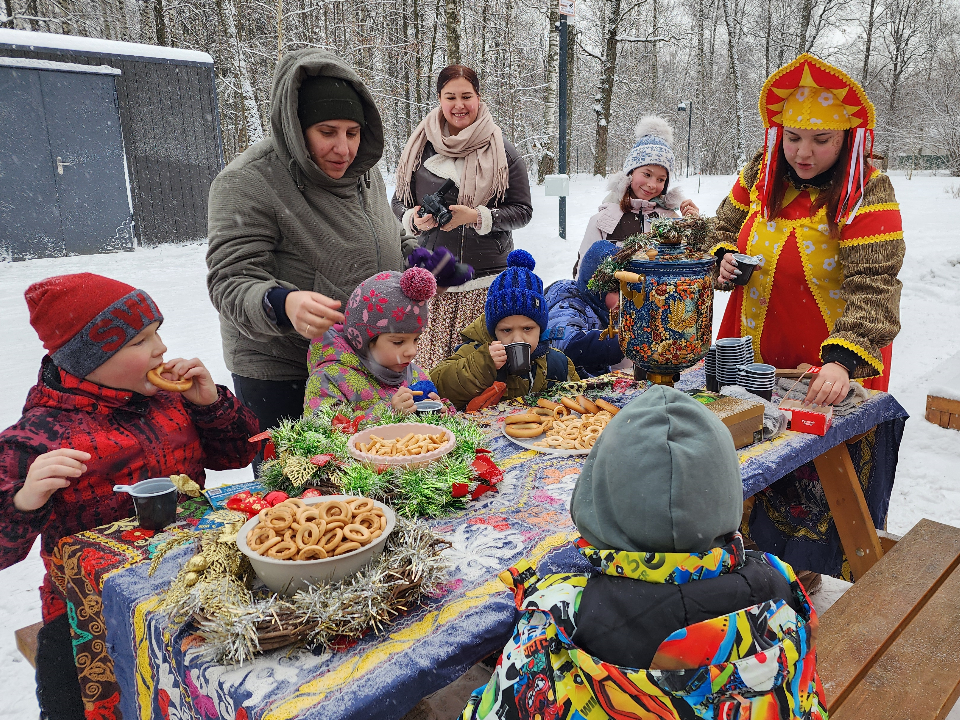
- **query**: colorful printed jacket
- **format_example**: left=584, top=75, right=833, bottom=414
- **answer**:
left=0, top=357, right=260, bottom=623
left=712, top=149, right=903, bottom=382
left=304, top=327, right=442, bottom=419
left=462, top=536, right=827, bottom=720
left=430, top=315, right=580, bottom=410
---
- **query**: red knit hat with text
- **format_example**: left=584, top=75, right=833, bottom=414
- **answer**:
left=25, top=273, right=164, bottom=379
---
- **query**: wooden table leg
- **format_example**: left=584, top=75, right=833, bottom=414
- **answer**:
left=813, top=442, right=884, bottom=580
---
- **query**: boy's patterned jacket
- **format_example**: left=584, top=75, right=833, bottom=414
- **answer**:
left=462, top=535, right=827, bottom=720
left=0, top=358, right=259, bottom=622
left=304, top=327, right=435, bottom=418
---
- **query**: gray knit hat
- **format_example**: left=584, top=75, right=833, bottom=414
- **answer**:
left=570, top=386, right=742, bottom=553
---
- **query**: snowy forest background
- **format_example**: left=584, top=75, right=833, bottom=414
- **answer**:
left=1, top=0, right=958, bottom=181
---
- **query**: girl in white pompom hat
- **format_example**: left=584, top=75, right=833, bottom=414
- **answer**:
left=575, top=115, right=699, bottom=275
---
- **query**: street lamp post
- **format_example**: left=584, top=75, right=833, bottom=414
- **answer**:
left=677, top=100, right=693, bottom=178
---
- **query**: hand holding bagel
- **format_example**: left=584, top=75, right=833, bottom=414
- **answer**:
left=148, top=358, right=218, bottom=406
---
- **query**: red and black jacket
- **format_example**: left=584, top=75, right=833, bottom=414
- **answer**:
left=0, top=357, right=259, bottom=622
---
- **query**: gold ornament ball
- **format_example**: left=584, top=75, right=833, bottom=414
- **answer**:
left=185, top=555, right=210, bottom=573
left=183, top=571, right=201, bottom=587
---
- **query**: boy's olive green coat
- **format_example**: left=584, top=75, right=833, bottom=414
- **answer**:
left=430, top=315, right=579, bottom=410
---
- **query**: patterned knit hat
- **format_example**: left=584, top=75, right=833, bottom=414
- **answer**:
left=342, top=267, right=437, bottom=354
left=485, top=249, right=549, bottom=336
left=25, top=273, right=164, bottom=379
left=622, top=116, right=676, bottom=182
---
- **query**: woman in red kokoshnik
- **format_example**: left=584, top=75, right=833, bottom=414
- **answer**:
left=711, top=54, right=905, bottom=584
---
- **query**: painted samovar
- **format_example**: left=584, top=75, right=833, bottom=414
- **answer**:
left=609, top=241, right=714, bottom=385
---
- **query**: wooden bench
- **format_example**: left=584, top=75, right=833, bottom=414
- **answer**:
left=15, top=621, right=42, bottom=668
left=818, top=518, right=960, bottom=719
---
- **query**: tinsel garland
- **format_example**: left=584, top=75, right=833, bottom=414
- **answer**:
left=155, top=518, right=450, bottom=665
left=258, top=406, right=487, bottom=518
left=588, top=216, right=717, bottom=294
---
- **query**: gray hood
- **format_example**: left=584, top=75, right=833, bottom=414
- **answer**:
left=570, top=386, right=742, bottom=553
left=270, top=49, right=384, bottom=192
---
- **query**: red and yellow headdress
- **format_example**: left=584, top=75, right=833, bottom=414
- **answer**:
left=757, top=54, right=876, bottom=225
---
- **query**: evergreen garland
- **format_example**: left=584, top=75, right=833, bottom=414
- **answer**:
left=588, top=216, right=717, bottom=294
left=258, top=407, right=488, bottom=519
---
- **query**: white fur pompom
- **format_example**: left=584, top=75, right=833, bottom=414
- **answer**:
left=634, top=115, right=674, bottom=144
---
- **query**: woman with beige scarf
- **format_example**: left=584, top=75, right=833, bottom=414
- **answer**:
left=393, top=65, right=532, bottom=370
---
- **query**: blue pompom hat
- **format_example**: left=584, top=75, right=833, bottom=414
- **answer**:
left=484, top=249, right=549, bottom=337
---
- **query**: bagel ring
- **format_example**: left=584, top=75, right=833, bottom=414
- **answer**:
left=267, top=541, right=298, bottom=560
left=379, top=515, right=388, bottom=531
left=553, top=405, right=570, bottom=419
left=296, top=521, right=324, bottom=548
left=348, top=498, right=375, bottom=514
left=264, top=507, right=293, bottom=531
left=355, top=512, right=380, bottom=531
left=324, top=520, right=345, bottom=531
left=296, top=507, right=321, bottom=524
left=320, top=500, right=351, bottom=522
left=146, top=366, right=193, bottom=393
left=255, top=536, right=282, bottom=556
left=297, top=546, right=328, bottom=560
left=343, top=523, right=371, bottom=544
left=505, top=413, right=542, bottom=425
left=321, top=528, right=344, bottom=553
left=334, top=541, right=362, bottom=556
left=247, top=527, right=276, bottom=552
left=560, top=397, right=586, bottom=414
left=286, top=498, right=308, bottom=509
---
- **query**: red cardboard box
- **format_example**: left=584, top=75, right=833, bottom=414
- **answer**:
left=780, top=400, right=833, bottom=436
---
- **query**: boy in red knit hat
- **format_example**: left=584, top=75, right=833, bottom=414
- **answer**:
left=0, top=273, right=259, bottom=720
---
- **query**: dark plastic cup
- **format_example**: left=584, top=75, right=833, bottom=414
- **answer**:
left=414, top=400, right=444, bottom=414
left=125, top=478, right=178, bottom=530
left=731, top=254, right=760, bottom=286
left=504, top=342, right=532, bottom=376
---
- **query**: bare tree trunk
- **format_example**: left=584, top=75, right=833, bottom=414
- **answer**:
left=593, top=0, right=621, bottom=176
left=445, top=0, right=460, bottom=63
left=650, top=0, right=658, bottom=100
left=722, top=0, right=746, bottom=165
left=217, top=0, right=264, bottom=153
left=797, top=0, right=813, bottom=53
left=153, top=0, right=167, bottom=45
left=538, top=1, right=559, bottom=183
left=2, top=0, right=12, bottom=26
left=861, top=0, right=877, bottom=82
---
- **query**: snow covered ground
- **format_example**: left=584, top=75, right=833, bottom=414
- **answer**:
left=1, top=171, right=959, bottom=714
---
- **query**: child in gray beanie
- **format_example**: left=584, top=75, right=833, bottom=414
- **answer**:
left=462, top=386, right=827, bottom=720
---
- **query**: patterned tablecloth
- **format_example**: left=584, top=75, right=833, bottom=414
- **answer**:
left=55, top=367, right=908, bottom=720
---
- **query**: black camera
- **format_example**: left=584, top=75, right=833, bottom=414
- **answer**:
left=417, top=178, right=457, bottom=228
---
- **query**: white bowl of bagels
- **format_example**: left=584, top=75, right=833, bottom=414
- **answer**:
left=236, top=495, right=396, bottom=595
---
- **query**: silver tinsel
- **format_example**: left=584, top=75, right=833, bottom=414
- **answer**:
left=184, top=518, right=450, bottom=665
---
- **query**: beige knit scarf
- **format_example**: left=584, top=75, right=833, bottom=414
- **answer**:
left=395, top=102, right=509, bottom=208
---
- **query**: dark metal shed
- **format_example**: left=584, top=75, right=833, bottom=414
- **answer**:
left=0, top=28, right=224, bottom=254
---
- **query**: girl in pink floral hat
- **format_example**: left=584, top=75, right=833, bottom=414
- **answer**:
left=303, top=267, right=447, bottom=418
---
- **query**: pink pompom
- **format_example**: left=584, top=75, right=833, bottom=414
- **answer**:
left=400, top=267, right=437, bottom=302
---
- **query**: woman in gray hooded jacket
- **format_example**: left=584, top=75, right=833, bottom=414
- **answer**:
left=206, top=50, right=403, bottom=458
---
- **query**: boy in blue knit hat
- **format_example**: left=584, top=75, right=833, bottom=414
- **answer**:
left=431, top=250, right=579, bottom=410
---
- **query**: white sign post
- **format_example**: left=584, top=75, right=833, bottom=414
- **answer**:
left=559, top=0, right=575, bottom=16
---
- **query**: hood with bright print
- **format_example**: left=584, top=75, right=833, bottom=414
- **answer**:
left=461, top=534, right=828, bottom=720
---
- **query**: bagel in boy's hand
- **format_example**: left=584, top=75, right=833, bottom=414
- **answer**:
left=147, top=365, right=193, bottom=393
